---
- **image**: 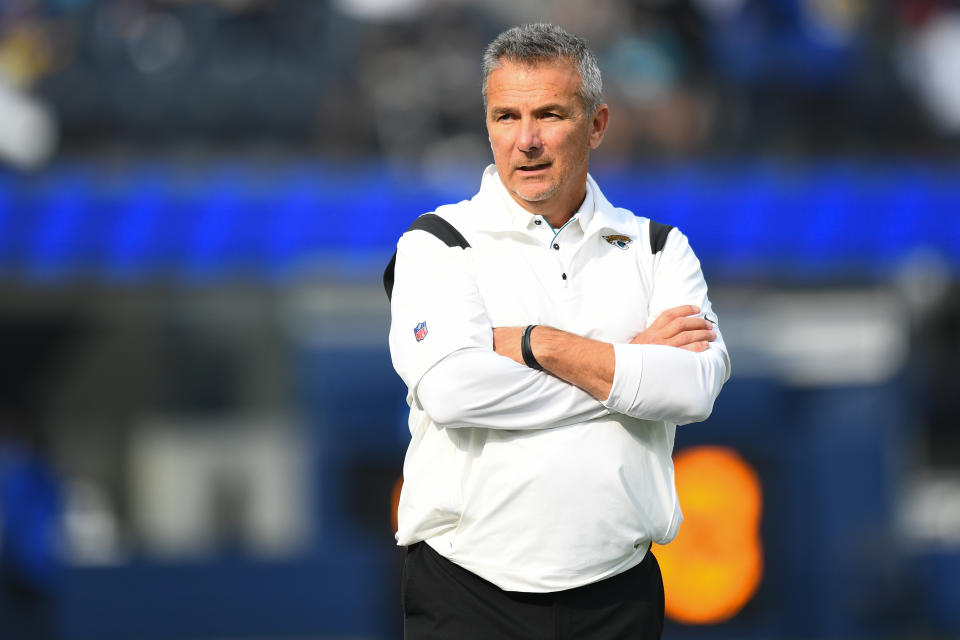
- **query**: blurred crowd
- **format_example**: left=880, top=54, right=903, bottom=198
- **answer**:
left=1, top=0, right=960, bottom=170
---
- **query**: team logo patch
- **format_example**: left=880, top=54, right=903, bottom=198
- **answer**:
left=414, top=321, right=428, bottom=342
left=603, top=234, right=633, bottom=250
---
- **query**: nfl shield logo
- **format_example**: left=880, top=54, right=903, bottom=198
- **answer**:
left=414, top=321, right=428, bottom=342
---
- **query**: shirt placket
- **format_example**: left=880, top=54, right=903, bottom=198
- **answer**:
left=545, top=217, right=582, bottom=289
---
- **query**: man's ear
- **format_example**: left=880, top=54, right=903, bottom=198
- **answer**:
left=589, top=104, right=610, bottom=150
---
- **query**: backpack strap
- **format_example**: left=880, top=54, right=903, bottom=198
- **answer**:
left=648, top=220, right=675, bottom=254
left=383, top=214, right=471, bottom=301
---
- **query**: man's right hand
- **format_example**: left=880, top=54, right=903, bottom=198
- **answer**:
left=631, top=305, right=716, bottom=352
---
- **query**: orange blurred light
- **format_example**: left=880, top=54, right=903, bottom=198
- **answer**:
left=656, top=445, right=763, bottom=625
left=391, top=475, right=403, bottom=534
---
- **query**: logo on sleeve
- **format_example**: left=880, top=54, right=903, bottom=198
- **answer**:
left=603, top=234, right=633, bottom=250
left=414, top=321, right=428, bottom=342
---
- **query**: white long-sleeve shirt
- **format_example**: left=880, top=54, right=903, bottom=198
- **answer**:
left=388, top=165, right=730, bottom=592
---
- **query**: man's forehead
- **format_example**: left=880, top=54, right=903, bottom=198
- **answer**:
left=485, top=58, right=581, bottom=101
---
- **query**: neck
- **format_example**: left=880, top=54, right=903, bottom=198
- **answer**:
left=509, top=182, right=588, bottom=229
left=540, top=191, right=585, bottom=229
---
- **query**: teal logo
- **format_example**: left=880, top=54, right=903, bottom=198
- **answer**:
left=603, top=234, right=633, bottom=250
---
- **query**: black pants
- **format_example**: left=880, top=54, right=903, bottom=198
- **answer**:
left=402, top=542, right=664, bottom=640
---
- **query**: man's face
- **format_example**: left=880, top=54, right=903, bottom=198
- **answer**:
left=485, top=58, right=608, bottom=217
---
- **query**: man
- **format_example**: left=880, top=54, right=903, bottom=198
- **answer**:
left=388, top=23, right=730, bottom=639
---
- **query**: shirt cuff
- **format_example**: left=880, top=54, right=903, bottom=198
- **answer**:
left=603, top=342, right=644, bottom=415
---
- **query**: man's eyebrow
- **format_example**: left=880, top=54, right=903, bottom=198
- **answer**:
left=488, top=104, right=572, bottom=118
left=535, top=104, right=569, bottom=114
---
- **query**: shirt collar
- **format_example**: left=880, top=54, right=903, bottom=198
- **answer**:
left=473, top=165, right=636, bottom=238
left=582, top=172, right=637, bottom=238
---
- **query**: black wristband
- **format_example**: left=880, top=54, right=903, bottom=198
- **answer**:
left=521, top=324, right=543, bottom=370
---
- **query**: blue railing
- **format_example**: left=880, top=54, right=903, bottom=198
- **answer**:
left=1, top=161, right=957, bottom=283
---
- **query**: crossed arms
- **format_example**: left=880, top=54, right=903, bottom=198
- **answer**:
left=388, top=227, right=731, bottom=430
left=491, top=306, right=717, bottom=401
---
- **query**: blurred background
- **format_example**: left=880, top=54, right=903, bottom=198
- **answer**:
left=0, top=0, right=958, bottom=638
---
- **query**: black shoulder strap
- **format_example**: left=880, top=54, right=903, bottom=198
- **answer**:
left=383, top=213, right=471, bottom=301
left=648, top=220, right=674, bottom=254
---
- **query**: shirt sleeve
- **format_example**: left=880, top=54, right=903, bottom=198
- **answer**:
left=418, top=347, right=610, bottom=429
left=388, top=228, right=489, bottom=400
left=602, top=227, right=731, bottom=425
left=389, top=228, right=609, bottom=429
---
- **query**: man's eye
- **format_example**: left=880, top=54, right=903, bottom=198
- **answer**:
left=497, top=114, right=514, bottom=122
left=543, top=112, right=560, bottom=119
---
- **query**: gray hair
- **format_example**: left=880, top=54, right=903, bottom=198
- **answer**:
left=481, top=23, right=604, bottom=116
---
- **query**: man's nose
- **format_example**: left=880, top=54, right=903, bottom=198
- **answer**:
left=516, top=119, right=542, bottom=153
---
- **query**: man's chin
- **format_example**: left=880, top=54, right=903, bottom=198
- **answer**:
left=511, top=183, right=558, bottom=204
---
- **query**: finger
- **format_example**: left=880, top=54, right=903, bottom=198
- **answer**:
left=663, top=316, right=712, bottom=338
left=669, top=329, right=716, bottom=347
left=651, top=305, right=700, bottom=329
left=680, top=341, right=710, bottom=352
left=673, top=317, right=713, bottom=332
left=636, top=308, right=707, bottom=344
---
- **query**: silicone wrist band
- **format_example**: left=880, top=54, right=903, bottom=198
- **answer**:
left=521, top=324, right=543, bottom=371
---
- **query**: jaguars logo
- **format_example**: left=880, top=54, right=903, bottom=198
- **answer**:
left=603, top=234, right=633, bottom=250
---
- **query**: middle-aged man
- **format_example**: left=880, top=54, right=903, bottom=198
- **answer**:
left=387, top=23, right=731, bottom=640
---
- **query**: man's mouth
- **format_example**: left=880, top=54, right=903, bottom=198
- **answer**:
left=517, top=162, right=551, bottom=173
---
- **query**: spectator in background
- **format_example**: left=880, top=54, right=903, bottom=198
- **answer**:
left=0, top=418, right=62, bottom=640
left=0, top=319, right=71, bottom=640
